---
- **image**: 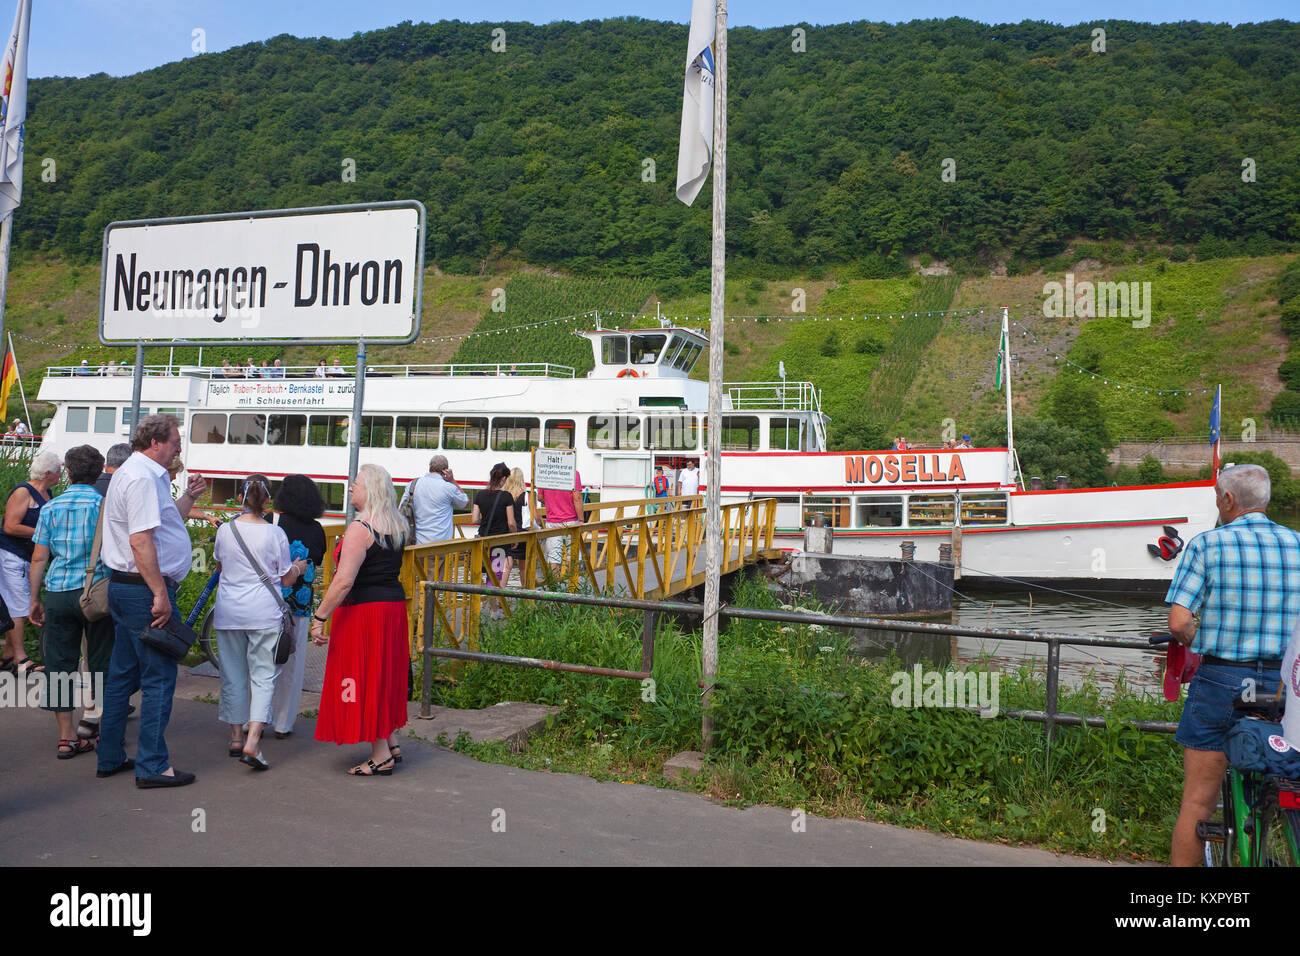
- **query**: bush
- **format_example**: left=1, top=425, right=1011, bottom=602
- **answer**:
left=1169, top=246, right=1190, bottom=262
left=1198, top=449, right=1300, bottom=510
left=1136, top=454, right=1165, bottom=484
left=1269, top=389, right=1300, bottom=421
left=853, top=331, right=885, bottom=355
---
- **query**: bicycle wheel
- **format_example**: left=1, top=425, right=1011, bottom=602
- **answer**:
left=1200, top=777, right=1234, bottom=867
left=200, top=608, right=220, bottom=672
left=1258, top=795, right=1300, bottom=867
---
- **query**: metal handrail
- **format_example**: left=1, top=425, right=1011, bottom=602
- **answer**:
left=45, top=362, right=577, bottom=380
left=419, top=582, right=1179, bottom=755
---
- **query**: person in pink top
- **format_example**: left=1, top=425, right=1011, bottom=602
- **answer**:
left=539, top=471, right=583, bottom=573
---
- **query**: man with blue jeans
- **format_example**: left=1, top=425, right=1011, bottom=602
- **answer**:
left=1166, top=464, right=1300, bottom=865
left=95, top=414, right=207, bottom=788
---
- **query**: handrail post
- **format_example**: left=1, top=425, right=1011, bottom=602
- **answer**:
left=421, top=580, right=435, bottom=718
left=1044, top=638, right=1060, bottom=765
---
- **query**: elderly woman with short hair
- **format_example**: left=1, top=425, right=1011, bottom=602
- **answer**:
left=0, top=449, right=61, bottom=675
left=30, top=445, right=114, bottom=757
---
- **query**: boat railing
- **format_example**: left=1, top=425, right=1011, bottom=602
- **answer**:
left=45, top=362, right=577, bottom=380
left=723, top=381, right=820, bottom=412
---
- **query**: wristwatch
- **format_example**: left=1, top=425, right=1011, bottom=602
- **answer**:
left=312, top=613, right=328, bottom=623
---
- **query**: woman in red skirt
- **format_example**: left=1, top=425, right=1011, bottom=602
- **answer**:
left=309, top=463, right=409, bottom=776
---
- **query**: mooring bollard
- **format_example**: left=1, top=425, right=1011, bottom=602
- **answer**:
left=938, top=543, right=952, bottom=564
left=803, top=512, right=833, bottom=553
left=900, top=540, right=915, bottom=562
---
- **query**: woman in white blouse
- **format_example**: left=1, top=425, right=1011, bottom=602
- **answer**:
left=213, top=475, right=306, bottom=771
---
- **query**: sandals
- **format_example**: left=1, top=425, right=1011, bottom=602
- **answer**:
left=228, top=743, right=244, bottom=757
left=77, top=719, right=100, bottom=741
left=389, top=744, right=403, bottom=764
left=347, top=756, right=395, bottom=777
left=239, top=751, right=270, bottom=771
left=57, top=738, right=95, bottom=760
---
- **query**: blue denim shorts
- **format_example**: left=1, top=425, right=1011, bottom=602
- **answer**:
left=1175, top=662, right=1284, bottom=752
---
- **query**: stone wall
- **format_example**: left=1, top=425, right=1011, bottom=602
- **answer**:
left=1110, top=440, right=1300, bottom=471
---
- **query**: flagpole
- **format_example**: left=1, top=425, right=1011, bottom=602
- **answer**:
left=0, top=214, right=11, bottom=386
left=1002, top=307, right=1015, bottom=487
left=8, top=329, right=28, bottom=432
left=701, top=0, right=726, bottom=751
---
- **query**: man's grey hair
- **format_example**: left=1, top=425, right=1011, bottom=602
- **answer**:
left=1218, top=464, right=1270, bottom=511
left=428, top=454, right=449, bottom=473
left=29, top=449, right=61, bottom=481
left=131, top=413, right=180, bottom=451
left=106, top=443, right=132, bottom=469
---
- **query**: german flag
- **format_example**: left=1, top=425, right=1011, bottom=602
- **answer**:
left=0, top=344, right=16, bottom=417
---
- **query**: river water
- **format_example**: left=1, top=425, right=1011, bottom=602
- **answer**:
left=849, top=588, right=1172, bottom=697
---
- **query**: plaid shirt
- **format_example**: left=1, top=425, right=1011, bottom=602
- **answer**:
left=32, top=484, right=108, bottom=593
left=1165, top=511, right=1300, bottom=661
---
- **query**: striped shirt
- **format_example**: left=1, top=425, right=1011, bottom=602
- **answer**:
left=1165, top=511, right=1300, bottom=661
left=32, top=484, right=109, bottom=593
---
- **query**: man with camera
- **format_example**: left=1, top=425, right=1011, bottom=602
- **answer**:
left=95, top=414, right=206, bottom=789
left=401, top=455, right=468, bottom=580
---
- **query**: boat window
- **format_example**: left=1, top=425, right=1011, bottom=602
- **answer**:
left=587, top=415, right=641, bottom=450
left=267, top=414, right=307, bottom=446
left=318, top=481, right=345, bottom=512
left=803, top=495, right=852, bottom=529
left=443, top=416, right=488, bottom=451
left=227, top=414, right=266, bottom=446
left=191, top=414, right=226, bottom=444
left=908, top=494, right=955, bottom=527
left=157, top=407, right=184, bottom=420
left=492, top=417, right=540, bottom=452
left=395, top=416, right=440, bottom=449
left=94, top=407, right=116, bottom=434
left=663, top=335, right=688, bottom=367
left=673, top=342, right=702, bottom=371
left=708, top=416, right=759, bottom=451
left=66, top=407, right=89, bottom=433
left=770, top=417, right=802, bottom=451
left=960, top=494, right=1008, bottom=526
left=360, top=416, right=394, bottom=448
left=855, top=496, right=903, bottom=527
left=771, top=495, right=803, bottom=529
left=544, top=419, right=575, bottom=449
left=630, top=334, right=667, bottom=365
left=644, top=415, right=697, bottom=451
left=121, top=407, right=150, bottom=429
left=308, top=415, right=351, bottom=447
left=601, top=335, right=628, bottom=365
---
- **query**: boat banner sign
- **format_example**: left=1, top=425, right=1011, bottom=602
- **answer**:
left=205, top=380, right=355, bottom=409
left=99, top=201, right=425, bottom=344
left=534, top=448, right=577, bottom=491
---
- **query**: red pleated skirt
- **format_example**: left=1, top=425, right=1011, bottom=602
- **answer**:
left=314, top=600, right=410, bottom=745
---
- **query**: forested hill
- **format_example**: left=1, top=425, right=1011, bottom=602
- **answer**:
left=24, top=18, right=1299, bottom=276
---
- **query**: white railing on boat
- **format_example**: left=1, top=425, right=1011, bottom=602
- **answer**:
left=723, top=381, right=821, bottom=413
left=46, top=363, right=577, bottom=380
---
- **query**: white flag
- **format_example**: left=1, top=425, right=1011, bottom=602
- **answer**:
left=675, top=0, right=715, bottom=206
left=0, top=0, right=30, bottom=220
left=1283, top=622, right=1300, bottom=749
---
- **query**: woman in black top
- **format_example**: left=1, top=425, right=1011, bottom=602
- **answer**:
left=269, top=475, right=327, bottom=738
left=472, top=462, right=518, bottom=586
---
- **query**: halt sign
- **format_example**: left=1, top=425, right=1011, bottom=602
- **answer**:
left=533, top=448, right=577, bottom=491
left=99, top=201, right=425, bottom=345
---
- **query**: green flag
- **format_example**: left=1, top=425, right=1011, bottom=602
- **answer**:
left=994, top=327, right=1007, bottom=389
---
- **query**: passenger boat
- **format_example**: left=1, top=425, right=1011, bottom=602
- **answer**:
left=35, top=322, right=1217, bottom=591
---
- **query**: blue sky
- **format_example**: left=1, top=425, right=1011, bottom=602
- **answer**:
left=33, top=1, right=1296, bottom=78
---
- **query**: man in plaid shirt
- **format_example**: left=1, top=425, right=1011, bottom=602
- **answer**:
left=1165, top=463, right=1300, bottom=865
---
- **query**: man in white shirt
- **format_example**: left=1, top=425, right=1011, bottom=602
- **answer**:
left=95, top=414, right=207, bottom=788
left=677, top=460, right=701, bottom=497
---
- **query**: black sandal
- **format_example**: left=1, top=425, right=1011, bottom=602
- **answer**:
left=389, top=744, right=402, bottom=763
left=77, top=719, right=100, bottom=740
left=347, top=756, right=394, bottom=777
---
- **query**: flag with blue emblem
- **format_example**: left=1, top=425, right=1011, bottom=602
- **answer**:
left=0, top=0, right=30, bottom=220
left=675, top=0, right=715, bottom=206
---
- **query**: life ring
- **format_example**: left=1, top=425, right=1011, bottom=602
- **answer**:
left=618, top=368, right=640, bottom=378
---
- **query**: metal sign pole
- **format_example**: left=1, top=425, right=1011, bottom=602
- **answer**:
left=130, top=341, right=144, bottom=434
left=346, top=339, right=366, bottom=520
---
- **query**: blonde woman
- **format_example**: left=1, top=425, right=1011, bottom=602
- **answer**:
left=310, top=464, right=409, bottom=776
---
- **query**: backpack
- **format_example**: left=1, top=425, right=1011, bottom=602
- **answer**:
left=1225, top=718, right=1300, bottom=778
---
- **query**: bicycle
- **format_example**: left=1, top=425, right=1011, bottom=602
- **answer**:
left=183, top=570, right=222, bottom=671
left=1151, top=633, right=1300, bottom=866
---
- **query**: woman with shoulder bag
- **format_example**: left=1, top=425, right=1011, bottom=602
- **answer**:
left=310, top=463, right=410, bottom=776
left=213, top=475, right=307, bottom=771
left=472, top=462, right=517, bottom=587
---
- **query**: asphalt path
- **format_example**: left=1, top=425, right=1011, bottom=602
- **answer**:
left=1, top=689, right=1116, bottom=867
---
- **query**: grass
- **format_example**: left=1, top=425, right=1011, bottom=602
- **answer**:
left=427, top=573, right=1184, bottom=861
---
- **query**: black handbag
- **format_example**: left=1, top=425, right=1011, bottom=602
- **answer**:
left=139, top=615, right=198, bottom=661
left=229, top=520, right=296, bottom=666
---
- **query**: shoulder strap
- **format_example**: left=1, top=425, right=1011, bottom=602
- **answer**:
left=82, top=501, right=105, bottom=597
left=228, top=519, right=289, bottom=610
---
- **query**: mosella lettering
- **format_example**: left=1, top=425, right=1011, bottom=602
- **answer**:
left=844, top=453, right=967, bottom=485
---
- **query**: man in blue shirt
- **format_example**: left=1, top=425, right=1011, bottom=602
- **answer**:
left=400, top=455, right=469, bottom=579
left=1165, top=463, right=1300, bottom=865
